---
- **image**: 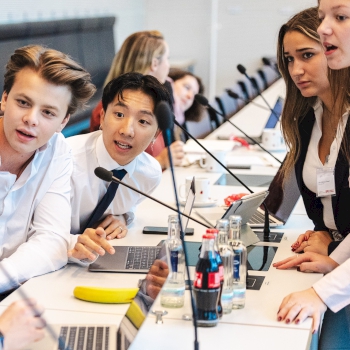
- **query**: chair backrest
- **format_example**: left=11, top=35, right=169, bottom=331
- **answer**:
left=186, top=110, right=213, bottom=138
left=260, top=65, right=279, bottom=87
left=215, top=91, right=239, bottom=119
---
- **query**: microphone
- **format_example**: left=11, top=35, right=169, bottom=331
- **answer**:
left=194, top=94, right=282, bottom=165
left=225, top=89, right=270, bottom=111
left=155, top=101, right=200, bottom=350
left=236, top=64, right=280, bottom=122
left=94, top=167, right=211, bottom=229
left=262, top=57, right=281, bottom=76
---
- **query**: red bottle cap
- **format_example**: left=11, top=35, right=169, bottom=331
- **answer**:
left=206, top=228, right=219, bottom=233
left=202, top=234, right=215, bottom=239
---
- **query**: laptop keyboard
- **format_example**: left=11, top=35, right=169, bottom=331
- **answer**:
left=58, top=326, right=109, bottom=350
left=125, top=246, right=161, bottom=270
left=249, top=210, right=275, bottom=224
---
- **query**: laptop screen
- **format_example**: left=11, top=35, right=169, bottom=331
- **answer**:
left=263, top=159, right=300, bottom=224
left=264, top=96, right=284, bottom=129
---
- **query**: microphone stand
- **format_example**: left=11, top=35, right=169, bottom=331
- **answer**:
left=164, top=131, right=200, bottom=350
left=174, top=120, right=271, bottom=238
left=226, top=89, right=270, bottom=111
left=96, top=170, right=211, bottom=229
left=237, top=65, right=280, bottom=123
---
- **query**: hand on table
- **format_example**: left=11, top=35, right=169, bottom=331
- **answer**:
left=68, top=227, right=115, bottom=261
left=273, top=251, right=339, bottom=273
left=98, top=214, right=128, bottom=239
left=0, top=299, right=45, bottom=350
left=277, top=288, right=327, bottom=333
left=291, top=230, right=332, bottom=255
left=145, top=259, right=169, bottom=299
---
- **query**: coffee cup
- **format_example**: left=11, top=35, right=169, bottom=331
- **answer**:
left=199, top=150, right=226, bottom=172
left=179, top=176, right=211, bottom=203
left=261, top=129, right=284, bottom=151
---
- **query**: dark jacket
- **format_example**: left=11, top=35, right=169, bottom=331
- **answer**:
left=294, top=107, right=350, bottom=254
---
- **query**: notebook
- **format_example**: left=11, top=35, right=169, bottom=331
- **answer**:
left=88, top=178, right=196, bottom=273
left=29, top=242, right=170, bottom=350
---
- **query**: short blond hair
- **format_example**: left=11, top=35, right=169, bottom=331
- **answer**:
left=104, top=30, right=166, bottom=86
left=4, top=45, right=96, bottom=116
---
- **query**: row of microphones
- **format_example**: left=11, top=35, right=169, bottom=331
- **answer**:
left=194, top=94, right=282, bottom=165
left=236, top=64, right=280, bottom=122
left=155, top=101, right=199, bottom=350
left=262, top=57, right=281, bottom=77
left=225, top=89, right=270, bottom=111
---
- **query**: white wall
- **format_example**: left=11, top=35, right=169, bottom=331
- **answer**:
left=145, top=0, right=317, bottom=97
left=1, top=0, right=318, bottom=98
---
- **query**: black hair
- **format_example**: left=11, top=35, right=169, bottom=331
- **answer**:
left=102, top=72, right=172, bottom=126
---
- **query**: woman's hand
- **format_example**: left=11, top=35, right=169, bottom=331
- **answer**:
left=277, top=288, right=327, bottom=333
left=291, top=230, right=332, bottom=255
left=273, top=251, right=339, bottom=273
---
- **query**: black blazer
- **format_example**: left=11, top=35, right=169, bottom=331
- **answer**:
left=294, top=108, right=350, bottom=253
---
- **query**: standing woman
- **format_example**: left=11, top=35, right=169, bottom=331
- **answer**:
left=275, top=3, right=350, bottom=344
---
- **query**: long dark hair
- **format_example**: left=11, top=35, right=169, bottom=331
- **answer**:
left=168, top=68, right=204, bottom=122
left=277, top=7, right=350, bottom=177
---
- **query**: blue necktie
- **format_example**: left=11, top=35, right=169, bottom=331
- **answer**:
left=82, top=168, right=127, bottom=232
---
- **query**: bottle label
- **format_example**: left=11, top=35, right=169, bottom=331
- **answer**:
left=233, top=254, right=241, bottom=280
left=208, top=272, right=220, bottom=288
left=219, top=265, right=224, bottom=281
left=171, top=250, right=178, bottom=273
left=194, top=272, right=203, bottom=288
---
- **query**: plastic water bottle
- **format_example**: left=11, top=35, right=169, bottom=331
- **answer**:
left=229, top=215, right=247, bottom=309
left=160, top=215, right=185, bottom=308
left=216, top=219, right=234, bottom=314
left=193, top=234, right=220, bottom=327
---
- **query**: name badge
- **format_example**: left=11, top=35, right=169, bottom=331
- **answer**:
left=316, top=167, right=336, bottom=197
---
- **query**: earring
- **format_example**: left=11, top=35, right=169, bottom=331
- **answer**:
left=151, top=139, right=156, bottom=151
left=99, top=124, right=102, bottom=130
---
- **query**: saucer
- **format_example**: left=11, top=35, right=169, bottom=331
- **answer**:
left=180, top=199, right=217, bottom=208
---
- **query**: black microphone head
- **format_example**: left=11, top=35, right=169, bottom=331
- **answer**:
left=194, top=94, right=209, bottom=107
left=262, top=57, right=271, bottom=66
left=155, top=101, right=174, bottom=133
left=237, top=64, right=246, bottom=75
left=226, top=89, right=239, bottom=99
left=94, top=167, right=113, bottom=182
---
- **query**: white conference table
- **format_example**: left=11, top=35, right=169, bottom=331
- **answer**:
left=0, top=79, right=322, bottom=350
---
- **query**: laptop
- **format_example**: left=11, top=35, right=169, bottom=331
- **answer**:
left=88, top=178, right=196, bottom=273
left=29, top=242, right=171, bottom=350
left=195, top=190, right=268, bottom=246
left=242, top=96, right=284, bottom=144
left=248, top=163, right=300, bottom=228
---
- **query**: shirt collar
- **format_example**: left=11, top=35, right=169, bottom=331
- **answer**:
left=95, top=131, right=136, bottom=176
left=312, top=98, right=349, bottom=130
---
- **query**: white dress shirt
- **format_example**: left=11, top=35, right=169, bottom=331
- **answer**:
left=67, top=131, right=162, bottom=247
left=302, top=99, right=348, bottom=230
left=0, top=133, right=72, bottom=292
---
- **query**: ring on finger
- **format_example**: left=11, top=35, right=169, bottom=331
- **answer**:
left=118, top=226, right=123, bottom=233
